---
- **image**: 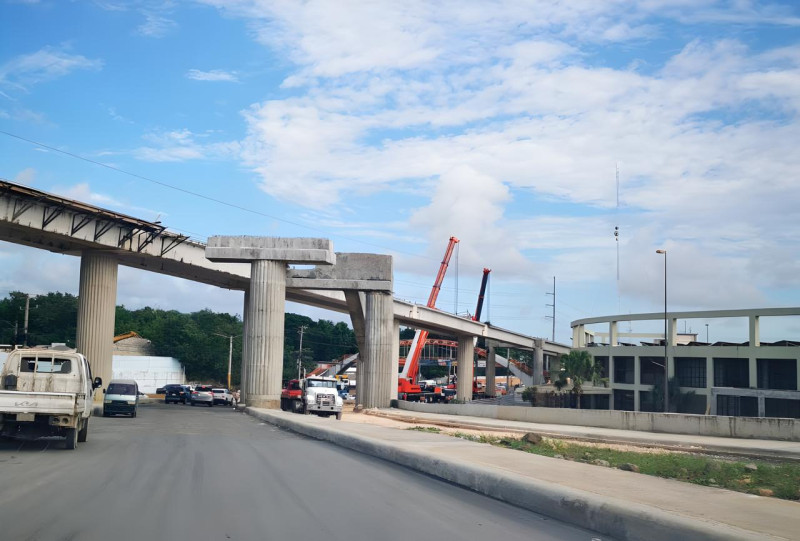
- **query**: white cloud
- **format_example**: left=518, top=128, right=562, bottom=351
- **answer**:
left=13, top=168, right=36, bottom=185
left=137, top=11, right=177, bottom=37
left=190, top=1, right=800, bottom=321
left=186, top=69, right=239, bottom=82
left=135, top=129, right=240, bottom=162
left=0, top=46, right=102, bottom=91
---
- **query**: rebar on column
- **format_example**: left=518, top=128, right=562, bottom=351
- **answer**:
left=75, top=251, right=118, bottom=400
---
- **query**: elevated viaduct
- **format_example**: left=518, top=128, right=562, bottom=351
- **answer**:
left=0, top=180, right=568, bottom=408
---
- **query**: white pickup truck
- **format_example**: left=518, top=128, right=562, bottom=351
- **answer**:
left=0, top=346, right=102, bottom=449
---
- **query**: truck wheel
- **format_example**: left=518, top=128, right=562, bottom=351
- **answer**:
left=64, top=427, right=78, bottom=450
left=336, top=412, right=342, bottom=420
left=78, top=419, right=89, bottom=442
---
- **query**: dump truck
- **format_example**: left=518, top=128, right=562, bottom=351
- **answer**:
left=0, top=345, right=102, bottom=449
left=281, top=377, right=343, bottom=419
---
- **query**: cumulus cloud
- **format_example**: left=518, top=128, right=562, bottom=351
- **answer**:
left=200, top=1, right=800, bottom=317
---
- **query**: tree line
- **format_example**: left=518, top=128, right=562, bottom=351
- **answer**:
left=0, top=291, right=358, bottom=385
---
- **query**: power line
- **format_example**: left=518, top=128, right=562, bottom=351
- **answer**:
left=0, top=130, right=435, bottom=260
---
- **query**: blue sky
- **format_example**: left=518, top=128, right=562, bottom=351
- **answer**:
left=1, top=0, right=799, bottom=344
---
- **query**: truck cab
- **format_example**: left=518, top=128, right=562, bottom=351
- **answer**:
left=301, top=377, right=344, bottom=419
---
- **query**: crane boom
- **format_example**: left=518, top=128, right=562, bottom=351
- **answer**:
left=399, top=236, right=459, bottom=385
left=473, top=268, right=491, bottom=321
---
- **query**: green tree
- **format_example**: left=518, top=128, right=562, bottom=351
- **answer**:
left=552, top=350, right=600, bottom=409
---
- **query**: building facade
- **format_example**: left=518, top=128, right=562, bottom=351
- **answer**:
left=570, top=308, right=800, bottom=418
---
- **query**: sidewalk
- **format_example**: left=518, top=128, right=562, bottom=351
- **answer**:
left=245, top=406, right=799, bottom=541
left=369, top=408, right=800, bottom=461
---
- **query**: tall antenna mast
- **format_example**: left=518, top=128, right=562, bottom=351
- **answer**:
left=545, top=276, right=556, bottom=342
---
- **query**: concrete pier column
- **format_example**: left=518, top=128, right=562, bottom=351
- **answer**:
left=245, top=260, right=286, bottom=409
left=485, top=343, right=496, bottom=397
left=361, top=292, right=394, bottom=408
left=75, top=251, right=118, bottom=399
left=239, top=288, right=251, bottom=405
left=206, top=236, right=336, bottom=410
left=533, top=338, right=545, bottom=385
left=456, top=335, right=474, bottom=402
left=391, top=320, right=400, bottom=401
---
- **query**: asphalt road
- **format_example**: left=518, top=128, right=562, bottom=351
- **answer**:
left=0, top=402, right=614, bottom=541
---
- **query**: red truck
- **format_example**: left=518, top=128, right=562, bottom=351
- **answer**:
left=280, top=379, right=302, bottom=412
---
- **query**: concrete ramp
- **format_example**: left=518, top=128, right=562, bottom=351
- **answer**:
left=494, top=354, right=533, bottom=387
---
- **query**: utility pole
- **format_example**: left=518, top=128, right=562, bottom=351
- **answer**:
left=226, top=335, right=233, bottom=390
left=545, top=277, right=555, bottom=342
left=297, top=326, right=307, bottom=380
left=23, top=294, right=32, bottom=346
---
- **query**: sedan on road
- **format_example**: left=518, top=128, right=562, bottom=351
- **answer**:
left=164, top=383, right=189, bottom=404
left=190, top=385, right=214, bottom=407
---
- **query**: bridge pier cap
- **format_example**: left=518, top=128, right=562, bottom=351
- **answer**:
left=205, top=236, right=336, bottom=265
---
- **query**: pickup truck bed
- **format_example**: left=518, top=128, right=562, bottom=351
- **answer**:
left=0, top=390, right=77, bottom=415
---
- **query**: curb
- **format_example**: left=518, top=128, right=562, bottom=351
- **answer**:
left=245, top=408, right=776, bottom=541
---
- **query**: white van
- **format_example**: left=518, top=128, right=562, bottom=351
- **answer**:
left=103, top=379, right=140, bottom=417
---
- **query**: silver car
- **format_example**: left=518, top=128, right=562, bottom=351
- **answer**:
left=190, top=385, right=214, bottom=407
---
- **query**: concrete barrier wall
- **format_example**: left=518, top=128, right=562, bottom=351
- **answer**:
left=396, top=401, right=800, bottom=441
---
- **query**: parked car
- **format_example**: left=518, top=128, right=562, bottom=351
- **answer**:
left=103, top=380, right=140, bottom=417
left=212, top=388, right=233, bottom=405
left=164, top=383, right=189, bottom=404
left=191, top=385, right=214, bottom=407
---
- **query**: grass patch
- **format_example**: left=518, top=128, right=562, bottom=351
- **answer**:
left=495, top=437, right=800, bottom=501
left=407, top=426, right=442, bottom=433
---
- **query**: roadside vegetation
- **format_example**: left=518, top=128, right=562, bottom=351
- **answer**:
left=407, top=426, right=800, bottom=501
left=0, top=291, right=357, bottom=384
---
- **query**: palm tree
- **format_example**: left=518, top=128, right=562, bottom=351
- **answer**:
left=552, top=350, right=599, bottom=409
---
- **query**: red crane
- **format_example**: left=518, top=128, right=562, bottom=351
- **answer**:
left=398, top=236, right=459, bottom=400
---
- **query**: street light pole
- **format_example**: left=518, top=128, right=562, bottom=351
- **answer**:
left=656, top=249, right=669, bottom=413
left=705, top=323, right=709, bottom=344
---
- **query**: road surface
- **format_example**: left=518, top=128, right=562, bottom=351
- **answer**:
left=0, top=402, right=614, bottom=540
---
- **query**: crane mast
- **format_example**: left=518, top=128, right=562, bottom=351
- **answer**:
left=399, top=237, right=459, bottom=390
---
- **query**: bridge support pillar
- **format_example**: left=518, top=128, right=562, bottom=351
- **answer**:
left=485, top=344, right=496, bottom=397
left=240, top=287, right=251, bottom=405
left=360, top=291, right=394, bottom=408
left=456, top=335, right=474, bottom=402
left=390, top=320, right=399, bottom=401
left=76, top=251, right=118, bottom=399
left=244, top=260, right=286, bottom=409
left=533, top=338, right=545, bottom=385
left=206, top=237, right=335, bottom=409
